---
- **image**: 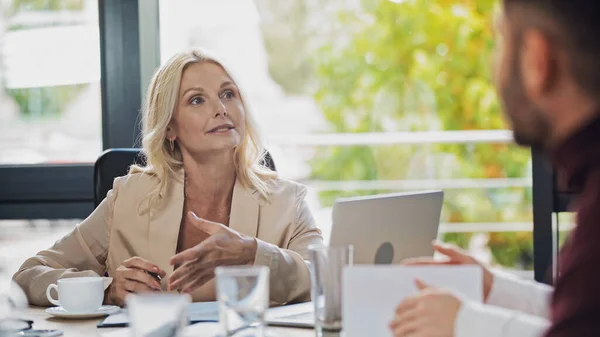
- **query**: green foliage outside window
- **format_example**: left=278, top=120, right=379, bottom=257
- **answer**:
left=307, top=0, right=534, bottom=269
left=6, top=85, right=87, bottom=119
left=2, top=0, right=88, bottom=118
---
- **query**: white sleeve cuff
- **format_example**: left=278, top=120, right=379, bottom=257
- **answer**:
left=102, top=276, right=113, bottom=291
left=487, top=271, right=552, bottom=317
left=455, top=301, right=549, bottom=337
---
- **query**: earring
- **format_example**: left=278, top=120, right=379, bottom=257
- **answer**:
left=169, top=138, right=175, bottom=152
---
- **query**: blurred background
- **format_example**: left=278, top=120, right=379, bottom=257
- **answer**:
left=0, top=0, right=571, bottom=284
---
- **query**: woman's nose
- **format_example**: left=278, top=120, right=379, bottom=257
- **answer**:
left=214, top=101, right=228, bottom=117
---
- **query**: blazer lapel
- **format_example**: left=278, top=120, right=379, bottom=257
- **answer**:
left=229, top=180, right=260, bottom=238
left=148, top=170, right=185, bottom=277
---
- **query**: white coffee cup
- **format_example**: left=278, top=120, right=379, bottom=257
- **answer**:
left=46, top=277, right=104, bottom=313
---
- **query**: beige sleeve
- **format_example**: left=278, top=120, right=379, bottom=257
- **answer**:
left=12, top=179, right=122, bottom=306
left=254, top=185, right=323, bottom=305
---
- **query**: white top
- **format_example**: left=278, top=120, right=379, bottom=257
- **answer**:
left=454, top=271, right=553, bottom=337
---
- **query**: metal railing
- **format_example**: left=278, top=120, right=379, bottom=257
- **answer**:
left=270, top=129, right=535, bottom=234
left=268, top=130, right=514, bottom=146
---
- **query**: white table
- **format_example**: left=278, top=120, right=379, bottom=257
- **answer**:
left=16, top=306, right=319, bottom=337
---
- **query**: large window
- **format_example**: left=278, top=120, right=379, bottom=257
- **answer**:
left=0, top=219, right=78, bottom=285
left=0, top=0, right=145, bottom=283
left=0, top=0, right=102, bottom=164
left=159, top=0, right=534, bottom=274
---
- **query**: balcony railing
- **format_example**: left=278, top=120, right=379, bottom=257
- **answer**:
left=270, top=129, right=534, bottom=235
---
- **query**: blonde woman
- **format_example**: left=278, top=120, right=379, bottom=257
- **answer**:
left=13, top=49, right=323, bottom=307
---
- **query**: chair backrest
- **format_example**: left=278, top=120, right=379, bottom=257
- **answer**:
left=93, top=148, right=277, bottom=207
left=94, top=148, right=145, bottom=207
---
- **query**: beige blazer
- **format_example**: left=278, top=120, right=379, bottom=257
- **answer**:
left=13, top=171, right=323, bottom=306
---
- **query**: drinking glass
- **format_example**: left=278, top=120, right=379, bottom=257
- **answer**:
left=127, top=293, right=190, bottom=337
left=215, top=266, right=269, bottom=337
left=308, top=245, right=354, bottom=335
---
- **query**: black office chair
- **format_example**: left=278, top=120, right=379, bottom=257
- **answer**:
left=93, top=148, right=277, bottom=207
left=531, top=147, right=577, bottom=283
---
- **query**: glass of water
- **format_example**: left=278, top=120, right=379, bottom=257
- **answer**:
left=127, top=293, right=191, bottom=337
left=308, top=244, right=354, bottom=335
left=215, top=266, right=270, bottom=337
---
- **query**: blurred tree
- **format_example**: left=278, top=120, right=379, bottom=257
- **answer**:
left=307, top=0, right=534, bottom=269
left=2, top=0, right=87, bottom=119
left=255, top=0, right=315, bottom=94
left=255, top=0, right=345, bottom=95
left=9, top=0, right=84, bottom=15
left=255, top=0, right=534, bottom=269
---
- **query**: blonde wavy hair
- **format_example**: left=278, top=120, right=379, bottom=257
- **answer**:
left=130, top=48, right=277, bottom=207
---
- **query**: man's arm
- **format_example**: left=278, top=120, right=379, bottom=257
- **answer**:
left=486, top=270, right=553, bottom=318
left=455, top=301, right=550, bottom=337
left=545, top=173, right=600, bottom=337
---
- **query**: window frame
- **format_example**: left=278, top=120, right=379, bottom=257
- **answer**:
left=0, top=0, right=159, bottom=220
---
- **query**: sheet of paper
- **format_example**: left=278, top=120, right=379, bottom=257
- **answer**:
left=266, top=302, right=313, bottom=319
left=99, top=301, right=219, bottom=327
left=343, top=265, right=483, bottom=337
left=101, top=322, right=221, bottom=337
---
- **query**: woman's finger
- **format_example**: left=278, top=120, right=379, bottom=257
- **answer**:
left=168, top=260, right=205, bottom=291
left=123, top=280, right=155, bottom=293
left=169, top=241, right=212, bottom=266
left=123, top=256, right=164, bottom=274
left=180, top=270, right=216, bottom=294
left=169, top=258, right=230, bottom=291
left=168, top=262, right=195, bottom=289
left=123, top=268, right=161, bottom=290
left=169, top=258, right=221, bottom=290
left=188, top=212, right=224, bottom=235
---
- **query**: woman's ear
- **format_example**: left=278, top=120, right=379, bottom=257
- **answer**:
left=165, top=125, right=176, bottom=140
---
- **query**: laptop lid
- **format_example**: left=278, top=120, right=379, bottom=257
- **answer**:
left=329, top=190, right=443, bottom=265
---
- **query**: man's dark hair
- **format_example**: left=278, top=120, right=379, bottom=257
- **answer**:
left=504, top=1, right=600, bottom=96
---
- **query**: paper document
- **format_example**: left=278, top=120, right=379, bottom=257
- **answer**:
left=343, top=265, right=483, bottom=337
left=100, top=322, right=221, bottom=337
left=98, top=301, right=219, bottom=327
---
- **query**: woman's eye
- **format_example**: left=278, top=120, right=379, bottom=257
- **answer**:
left=221, top=89, right=235, bottom=99
left=190, top=96, right=204, bottom=105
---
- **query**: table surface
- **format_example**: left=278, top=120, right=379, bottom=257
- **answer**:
left=17, top=306, right=318, bottom=337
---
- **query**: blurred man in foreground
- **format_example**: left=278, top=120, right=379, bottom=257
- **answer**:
left=391, top=1, right=600, bottom=336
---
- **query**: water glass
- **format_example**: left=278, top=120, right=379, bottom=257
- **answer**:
left=308, top=245, right=354, bottom=335
left=127, top=293, right=191, bottom=337
left=215, top=266, right=270, bottom=337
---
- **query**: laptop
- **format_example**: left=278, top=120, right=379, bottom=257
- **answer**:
left=267, top=190, right=444, bottom=328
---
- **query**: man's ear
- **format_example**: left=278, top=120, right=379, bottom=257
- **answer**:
left=520, top=29, right=555, bottom=100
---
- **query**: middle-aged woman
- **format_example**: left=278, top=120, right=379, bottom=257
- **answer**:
left=13, top=48, right=323, bottom=307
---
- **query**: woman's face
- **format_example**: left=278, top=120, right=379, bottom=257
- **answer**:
left=168, top=61, right=245, bottom=157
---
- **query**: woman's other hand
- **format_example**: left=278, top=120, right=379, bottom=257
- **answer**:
left=105, top=257, right=166, bottom=307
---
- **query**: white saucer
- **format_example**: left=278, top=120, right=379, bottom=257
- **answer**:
left=45, top=305, right=121, bottom=319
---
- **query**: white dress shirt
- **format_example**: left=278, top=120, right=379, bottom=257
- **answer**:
left=454, top=271, right=553, bottom=337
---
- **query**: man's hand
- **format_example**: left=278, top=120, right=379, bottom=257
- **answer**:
left=402, top=241, right=494, bottom=301
left=390, top=279, right=462, bottom=337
